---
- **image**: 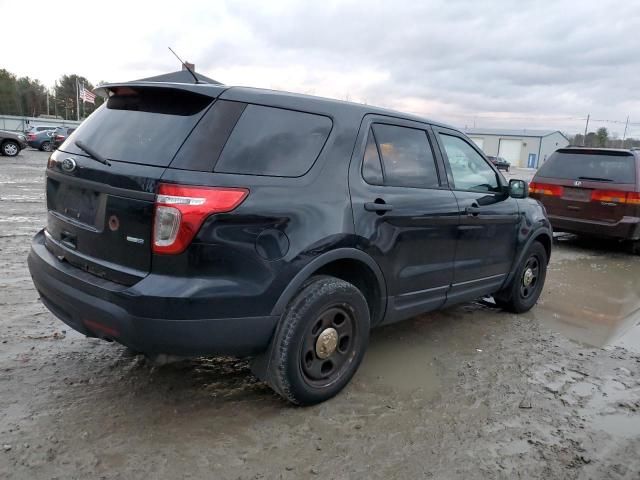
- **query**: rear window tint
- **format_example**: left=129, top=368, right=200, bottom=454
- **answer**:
left=63, top=88, right=213, bottom=167
left=372, top=123, right=439, bottom=188
left=170, top=100, right=247, bottom=171
left=538, top=152, right=637, bottom=183
left=214, top=105, right=332, bottom=177
left=362, top=129, right=384, bottom=185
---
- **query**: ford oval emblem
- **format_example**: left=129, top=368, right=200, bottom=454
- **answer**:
left=61, top=157, right=77, bottom=173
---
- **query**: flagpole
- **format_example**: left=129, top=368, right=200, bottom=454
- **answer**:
left=76, top=78, right=80, bottom=121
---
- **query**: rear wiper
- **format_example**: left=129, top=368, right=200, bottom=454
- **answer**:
left=577, top=176, right=612, bottom=182
left=74, top=140, right=111, bottom=167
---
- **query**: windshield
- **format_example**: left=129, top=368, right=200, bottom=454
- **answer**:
left=537, top=151, right=637, bottom=183
left=61, top=87, right=213, bottom=167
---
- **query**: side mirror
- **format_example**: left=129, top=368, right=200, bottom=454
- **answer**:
left=509, top=179, right=529, bottom=199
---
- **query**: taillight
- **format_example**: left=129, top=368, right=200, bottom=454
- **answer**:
left=591, top=190, right=627, bottom=203
left=529, top=182, right=564, bottom=197
left=55, top=135, right=64, bottom=141
left=626, top=192, right=640, bottom=205
left=152, top=183, right=248, bottom=254
left=589, top=190, right=640, bottom=205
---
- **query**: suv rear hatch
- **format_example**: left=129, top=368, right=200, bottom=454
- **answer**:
left=45, top=84, right=224, bottom=285
left=531, top=149, right=639, bottom=224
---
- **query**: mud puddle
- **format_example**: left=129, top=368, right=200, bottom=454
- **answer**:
left=532, top=240, right=640, bottom=353
left=358, top=302, right=500, bottom=394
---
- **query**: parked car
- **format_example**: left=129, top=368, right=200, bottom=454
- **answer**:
left=487, top=155, right=510, bottom=171
left=26, top=125, right=58, bottom=134
left=27, top=129, right=56, bottom=151
left=51, top=127, right=76, bottom=150
left=28, top=83, right=552, bottom=404
left=531, top=147, right=640, bottom=253
left=0, top=130, right=28, bottom=157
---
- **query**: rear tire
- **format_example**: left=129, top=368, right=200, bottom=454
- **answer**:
left=495, top=241, right=547, bottom=313
left=629, top=240, right=640, bottom=255
left=263, top=276, right=370, bottom=405
left=41, top=141, right=52, bottom=152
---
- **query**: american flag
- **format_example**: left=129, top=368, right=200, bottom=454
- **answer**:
left=79, top=84, right=96, bottom=104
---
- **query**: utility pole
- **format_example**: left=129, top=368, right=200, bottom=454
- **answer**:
left=622, top=115, right=629, bottom=147
left=582, top=114, right=590, bottom=146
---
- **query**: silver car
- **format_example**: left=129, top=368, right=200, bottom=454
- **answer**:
left=0, top=130, right=28, bottom=157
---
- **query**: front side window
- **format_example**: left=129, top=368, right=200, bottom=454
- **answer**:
left=363, top=124, right=439, bottom=188
left=439, top=134, right=499, bottom=192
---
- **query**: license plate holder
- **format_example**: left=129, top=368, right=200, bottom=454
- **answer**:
left=56, top=185, right=102, bottom=226
left=562, top=187, right=591, bottom=202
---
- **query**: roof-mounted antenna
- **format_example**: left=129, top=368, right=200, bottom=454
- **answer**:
left=168, top=47, right=200, bottom=84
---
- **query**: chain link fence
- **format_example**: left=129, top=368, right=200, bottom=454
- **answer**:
left=0, top=115, right=82, bottom=133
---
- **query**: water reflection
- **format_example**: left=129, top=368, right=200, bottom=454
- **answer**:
left=533, top=243, right=640, bottom=353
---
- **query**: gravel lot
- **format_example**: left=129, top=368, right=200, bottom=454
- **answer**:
left=1, top=150, right=639, bottom=479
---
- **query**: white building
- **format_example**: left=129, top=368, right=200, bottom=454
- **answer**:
left=463, top=128, right=570, bottom=168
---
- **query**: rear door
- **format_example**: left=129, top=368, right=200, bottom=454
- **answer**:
left=532, top=149, right=638, bottom=224
left=433, top=128, right=520, bottom=303
left=349, top=116, right=459, bottom=323
left=44, top=85, right=223, bottom=285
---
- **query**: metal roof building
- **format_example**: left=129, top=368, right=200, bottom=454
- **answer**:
left=463, top=128, right=570, bottom=168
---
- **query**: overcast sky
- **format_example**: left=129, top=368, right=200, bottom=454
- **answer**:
left=2, top=0, right=639, bottom=135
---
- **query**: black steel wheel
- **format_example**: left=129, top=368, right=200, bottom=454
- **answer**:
left=263, top=276, right=370, bottom=405
left=519, top=255, right=540, bottom=299
left=300, top=306, right=356, bottom=385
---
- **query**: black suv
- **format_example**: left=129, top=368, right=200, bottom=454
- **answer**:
left=28, top=82, right=552, bottom=404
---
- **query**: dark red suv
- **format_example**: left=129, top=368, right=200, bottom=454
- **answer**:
left=530, top=147, right=640, bottom=252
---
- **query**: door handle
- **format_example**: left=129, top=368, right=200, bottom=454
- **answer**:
left=465, top=204, right=481, bottom=216
left=365, top=202, right=393, bottom=213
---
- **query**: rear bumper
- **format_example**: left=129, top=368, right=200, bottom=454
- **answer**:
left=28, top=230, right=278, bottom=356
left=549, top=214, right=640, bottom=240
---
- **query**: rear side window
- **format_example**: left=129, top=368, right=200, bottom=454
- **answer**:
left=537, top=151, right=637, bottom=183
left=363, top=123, right=439, bottom=188
left=362, top=130, right=384, bottom=185
left=64, top=87, right=213, bottom=167
left=214, top=105, right=332, bottom=177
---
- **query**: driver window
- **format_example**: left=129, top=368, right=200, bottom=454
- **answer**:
left=439, top=134, right=500, bottom=192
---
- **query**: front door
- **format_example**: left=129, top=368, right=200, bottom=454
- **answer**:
left=349, top=116, right=459, bottom=324
left=433, top=128, right=520, bottom=305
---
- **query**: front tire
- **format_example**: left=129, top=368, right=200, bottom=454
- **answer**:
left=2, top=140, right=19, bottom=157
left=264, top=276, right=370, bottom=405
left=495, top=241, right=547, bottom=313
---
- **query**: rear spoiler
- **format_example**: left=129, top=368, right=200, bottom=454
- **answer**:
left=94, top=81, right=228, bottom=99
left=556, top=148, right=633, bottom=157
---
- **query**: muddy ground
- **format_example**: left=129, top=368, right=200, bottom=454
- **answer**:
left=1, top=150, right=639, bottom=479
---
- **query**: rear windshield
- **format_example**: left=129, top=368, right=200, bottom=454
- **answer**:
left=63, top=87, right=213, bottom=166
left=537, top=151, right=637, bottom=183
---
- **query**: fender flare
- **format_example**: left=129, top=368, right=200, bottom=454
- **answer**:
left=270, top=248, right=387, bottom=321
left=503, top=227, right=552, bottom=288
